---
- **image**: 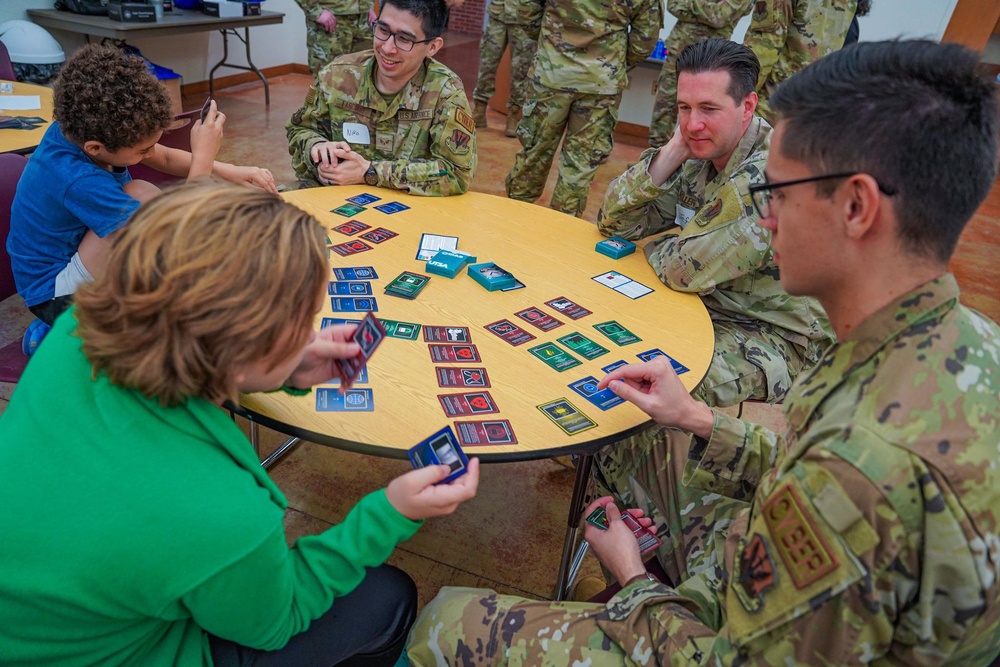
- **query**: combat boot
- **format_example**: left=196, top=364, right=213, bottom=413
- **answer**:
left=504, top=105, right=521, bottom=137
left=472, top=102, right=488, bottom=128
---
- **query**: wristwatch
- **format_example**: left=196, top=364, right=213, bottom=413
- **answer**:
left=363, top=161, right=378, bottom=186
left=624, top=571, right=659, bottom=588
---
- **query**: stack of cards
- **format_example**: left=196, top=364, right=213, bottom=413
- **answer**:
left=385, top=271, right=430, bottom=299
left=468, top=262, right=517, bottom=291
left=408, top=426, right=470, bottom=484
left=426, top=249, right=477, bottom=278
left=595, top=236, right=637, bottom=259
left=334, top=312, right=387, bottom=385
left=585, top=507, right=663, bottom=556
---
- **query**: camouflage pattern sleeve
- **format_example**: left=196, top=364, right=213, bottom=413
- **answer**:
left=643, top=174, right=769, bottom=295
left=286, top=84, right=332, bottom=186
left=743, top=0, right=792, bottom=89
left=374, top=87, right=477, bottom=196
left=293, top=0, right=367, bottom=21
left=667, top=0, right=756, bottom=30
left=597, top=147, right=681, bottom=240
left=627, top=0, right=664, bottom=69
left=681, top=409, right=781, bottom=499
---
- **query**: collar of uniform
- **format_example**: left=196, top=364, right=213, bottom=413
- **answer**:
left=360, top=54, right=430, bottom=117
left=704, top=115, right=771, bottom=202
left=783, top=273, right=961, bottom=431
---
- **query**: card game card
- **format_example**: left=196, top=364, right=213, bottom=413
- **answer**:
left=428, top=344, right=481, bottom=363
left=592, top=271, right=654, bottom=299
left=381, top=319, right=421, bottom=340
left=545, top=296, right=592, bottom=320
left=515, top=307, right=563, bottom=332
left=374, top=201, right=411, bottom=214
left=333, top=220, right=372, bottom=236
left=586, top=506, right=610, bottom=530
left=424, top=326, right=471, bottom=343
left=557, top=332, right=609, bottom=360
left=385, top=271, right=430, bottom=299
left=331, top=297, right=378, bottom=312
left=328, top=281, right=373, bottom=296
left=500, top=279, right=526, bottom=292
left=333, top=266, right=379, bottom=280
left=592, top=271, right=631, bottom=289
left=636, top=349, right=690, bottom=375
left=601, top=359, right=629, bottom=374
left=537, top=398, right=597, bottom=435
left=569, top=376, right=624, bottom=411
left=528, top=342, right=582, bottom=372
left=347, top=193, right=381, bottom=205
left=438, top=391, right=499, bottom=417
left=408, top=426, right=469, bottom=484
left=335, top=312, right=387, bottom=384
left=360, top=227, right=399, bottom=244
left=620, top=510, right=664, bottom=556
left=326, top=365, right=368, bottom=385
left=316, top=387, right=374, bottom=411
left=592, top=321, right=642, bottom=346
left=435, top=367, right=491, bottom=388
left=416, top=233, right=460, bottom=261
left=331, top=240, right=373, bottom=256
left=321, top=317, right=361, bottom=329
left=484, top=319, right=536, bottom=346
left=455, top=420, right=517, bottom=446
left=332, top=203, right=367, bottom=217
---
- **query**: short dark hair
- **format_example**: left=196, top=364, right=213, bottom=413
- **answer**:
left=770, top=40, right=999, bottom=263
left=380, top=0, right=449, bottom=40
left=676, top=39, right=760, bottom=104
left=54, top=44, right=173, bottom=152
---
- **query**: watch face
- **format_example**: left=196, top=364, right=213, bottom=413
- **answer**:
left=364, top=166, right=378, bottom=186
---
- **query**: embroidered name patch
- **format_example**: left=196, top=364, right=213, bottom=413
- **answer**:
left=762, top=485, right=838, bottom=589
left=397, top=109, right=433, bottom=121
left=733, top=533, right=776, bottom=613
left=335, top=101, right=372, bottom=118
left=454, top=108, right=476, bottom=133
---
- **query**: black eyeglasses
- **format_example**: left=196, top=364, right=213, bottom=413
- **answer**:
left=371, top=20, right=434, bottom=52
left=748, top=172, right=897, bottom=219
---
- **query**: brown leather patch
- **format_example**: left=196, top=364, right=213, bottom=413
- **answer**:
left=454, top=108, right=476, bottom=133
left=762, top=485, right=838, bottom=589
left=397, top=109, right=433, bottom=121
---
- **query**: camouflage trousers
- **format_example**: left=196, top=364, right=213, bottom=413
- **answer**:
left=405, top=429, right=747, bottom=665
left=305, top=13, right=372, bottom=77
left=506, top=84, right=620, bottom=218
left=472, top=18, right=540, bottom=110
left=695, top=318, right=814, bottom=408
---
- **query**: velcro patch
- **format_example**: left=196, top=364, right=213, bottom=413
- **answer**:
left=732, top=533, right=776, bottom=613
left=447, top=129, right=471, bottom=151
left=335, top=100, right=372, bottom=118
left=454, top=108, right=476, bottom=133
left=305, top=88, right=316, bottom=105
left=762, top=485, right=838, bottom=589
left=398, top=109, right=434, bottom=121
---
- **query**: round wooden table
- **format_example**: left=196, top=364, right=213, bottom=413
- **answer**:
left=0, top=82, right=53, bottom=155
left=237, top=185, right=715, bottom=598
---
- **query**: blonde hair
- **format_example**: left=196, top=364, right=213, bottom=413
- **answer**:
left=74, top=181, right=328, bottom=406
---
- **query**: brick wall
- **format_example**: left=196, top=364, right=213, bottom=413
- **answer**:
left=448, top=0, right=486, bottom=36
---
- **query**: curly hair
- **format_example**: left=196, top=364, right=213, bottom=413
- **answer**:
left=54, top=44, right=174, bottom=152
left=73, top=181, right=329, bottom=407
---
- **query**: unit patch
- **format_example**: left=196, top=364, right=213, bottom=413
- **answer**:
left=762, top=485, right=839, bottom=589
left=732, top=533, right=776, bottom=613
left=455, top=108, right=476, bottom=133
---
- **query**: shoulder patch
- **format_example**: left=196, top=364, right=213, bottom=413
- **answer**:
left=732, top=533, right=776, bottom=613
left=762, top=485, right=839, bottom=589
left=702, top=198, right=724, bottom=222
left=445, top=128, right=471, bottom=154
left=305, top=88, right=316, bottom=105
left=454, top=108, right=476, bottom=134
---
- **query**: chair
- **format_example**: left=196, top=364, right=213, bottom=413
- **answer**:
left=0, top=41, right=16, bottom=82
left=0, top=153, right=29, bottom=383
left=129, top=109, right=200, bottom=186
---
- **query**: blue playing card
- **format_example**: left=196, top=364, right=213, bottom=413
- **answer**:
left=331, top=297, right=379, bottom=312
left=374, top=201, right=410, bottom=214
left=408, top=426, right=469, bottom=484
left=601, top=359, right=628, bottom=374
left=326, top=365, right=369, bottom=385
left=321, top=317, right=361, bottom=329
left=569, top=376, right=624, bottom=410
left=333, top=266, right=379, bottom=280
left=316, top=387, right=374, bottom=411
left=347, top=193, right=382, bottom=205
left=636, top=349, right=689, bottom=374
left=328, top=281, right=373, bottom=296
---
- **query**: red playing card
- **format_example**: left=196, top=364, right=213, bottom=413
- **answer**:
left=484, top=319, right=536, bottom=346
left=428, top=344, right=481, bottom=363
left=515, top=307, right=563, bottom=331
left=435, top=367, right=491, bottom=388
left=545, top=296, right=593, bottom=320
left=454, top=419, right=517, bottom=445
left=424, top=326, right=471, bottom=343
left=437, top=391, right=499, bottom=417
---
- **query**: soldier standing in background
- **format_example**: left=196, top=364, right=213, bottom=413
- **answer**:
left=505, top=0, right=662, bottom=218
left=470, top=0, right=546, bottom=137
left=743, top=0, right=866, bottom=122
left=648, top=0, right=754, bottom=149
left=295, top=0, right=375, bottom=78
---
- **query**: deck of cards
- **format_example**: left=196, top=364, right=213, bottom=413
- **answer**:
left=426, top=249, right=477, bottom=278
left=385, top=271, right=430, bottom=299
left=334, top=312, right=387, bottom=385
left=408, top=426, right=470, bottom=484
left=468, top=262, right=517, bottom=291
left=585, top=506, right=663, bottom=556
left=595, top=236, right=637, bottom=259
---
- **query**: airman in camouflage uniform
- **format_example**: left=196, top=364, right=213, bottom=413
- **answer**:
left=286, top=50, right=477, bottom=196
left=471, top=0, right=545, bottom=136
left=743, top=0, right=857, bottom=122
left=649, top=0, right=754, bottom=148
left=505, top=0, right=663, bottom=218
left=405, top=40, right=1000, bottom=667
left=295, top=0, right=374, bottom=77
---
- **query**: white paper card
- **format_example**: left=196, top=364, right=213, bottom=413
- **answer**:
left=0, top=95, right=41, bottom=111
left=342, top=122, right=371, bottom=145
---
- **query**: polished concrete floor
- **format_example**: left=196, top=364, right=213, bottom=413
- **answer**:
left=1, top=36, right=998, bottom=610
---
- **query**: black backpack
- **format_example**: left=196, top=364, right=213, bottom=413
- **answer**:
left=54, top=0, right=109, bottom=16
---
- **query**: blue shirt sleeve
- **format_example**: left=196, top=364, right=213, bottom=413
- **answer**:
left=62, top=170, right=141, bottom=239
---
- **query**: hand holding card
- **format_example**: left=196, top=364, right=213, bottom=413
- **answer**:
left=389, top=428, right=480, bottom=519
left=581, top=497, right=652, bottom=586
left=334, top=312, right=387, bottom=386
left=284, top=324, right=361, bottom=390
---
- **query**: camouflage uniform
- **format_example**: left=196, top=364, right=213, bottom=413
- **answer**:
left=294, top=0, right=373, bottom=77
left=743, top=0, right=857, bottom=122
left=286, top=50, right=477, bottom=196
left=598, top=116, right=832, bottom=407
left=505, top=0, right=663, bottom=218
left=406, top=273, right=1000, bottom=665
left=472, top=0, right=545, bottom=112
left=649, top=0, right=755, bottom=148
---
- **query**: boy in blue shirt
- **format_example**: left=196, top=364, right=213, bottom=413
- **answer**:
left=7, top=44, right=277, bottom=329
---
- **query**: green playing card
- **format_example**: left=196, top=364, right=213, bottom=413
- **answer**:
left=557, top=332, right=609, bottom=360
left=332, top=203, right=367, bottom=217
left=592, top=320, right=642, bottom=346
left=385, top=271, right=430, bottom=299
left=381, top=319, right=421, bottom=340
left=528, top=342, right=582, bottom=372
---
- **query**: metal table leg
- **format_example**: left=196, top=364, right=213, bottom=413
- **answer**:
left=261, top=437, right=301, bottom=470
left=209, top=27, right=270, bottom=105
left=554, top=452, right=594, bottom=601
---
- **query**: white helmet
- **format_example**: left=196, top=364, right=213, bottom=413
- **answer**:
left=0, top=20, right=66, bottom=65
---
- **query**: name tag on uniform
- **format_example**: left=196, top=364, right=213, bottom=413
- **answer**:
left=343, top=122, right=371, bottom=145
left=675, top=204, right=696, bottom=229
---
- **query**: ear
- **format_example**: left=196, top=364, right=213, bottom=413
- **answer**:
left=743, top=91, right=758, bottom=120
left=82, top=140, right=106, bottom=157
left=841, top=174, right=882, bottom=241
left=426, top=36, right=444, bottom=58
